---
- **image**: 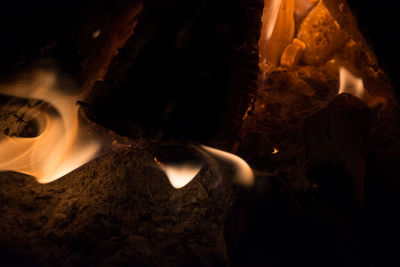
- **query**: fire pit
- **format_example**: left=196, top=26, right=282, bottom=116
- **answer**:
left=0, top=0, right=399, bottom=266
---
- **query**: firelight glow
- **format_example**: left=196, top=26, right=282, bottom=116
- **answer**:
left=0, top=70, right=100, bottom=183
left=338, top=67, right=365, bottom=99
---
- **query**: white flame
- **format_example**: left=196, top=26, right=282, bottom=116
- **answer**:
left=157, top=145, right=254, bottom=189
left=158, top=163, right=202, bottom=189
left=338, top=67, right=365, bottom=99
left=200, top=145, right=254, bottom=187
left=263, top=0, right=282, bottom=41
left=0, top=70, right=100, bottom=183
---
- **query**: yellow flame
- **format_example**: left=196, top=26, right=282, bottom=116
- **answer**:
left=272, top=147, right=279, bottom=154
left=0, top=70, right=100, bottom=183
left=338, top=67, right=365, bottom=99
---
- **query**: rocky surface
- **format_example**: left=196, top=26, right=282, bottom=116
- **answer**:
left=0, top=140, right=235, bottom=266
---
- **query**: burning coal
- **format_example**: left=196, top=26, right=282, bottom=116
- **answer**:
left=0, top=70, right=100, bottom=183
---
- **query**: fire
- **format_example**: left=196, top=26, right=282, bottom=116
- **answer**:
left=338, top=67, right=365, bottom=99
left=156, top=146, right=254, bottom=189
left=200, top=145, right=254, bottom=187
left=0, top=70, right=100, bottom=183
left=155, top=159, right=203, bottom=189
left=259, top=0, right=295, bottom=68
left=263, top=0, right=282, bottom=41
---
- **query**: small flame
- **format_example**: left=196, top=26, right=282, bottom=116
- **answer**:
left=0, top=70, right=100, bottom=183
left=156, top=146, right=254, bottom=189
left=263, top=0, right=282, bottom=41
left=338, top=67, right=365, bottom=99
left=200, top=145, right=254, bottom=187
left=161, top=164, right=202, bottom=189
left=272, top=147, right=279, bottom=154
left=154, top=157, right=202, bottom=189
left=92, top=29, right=101, bottom=39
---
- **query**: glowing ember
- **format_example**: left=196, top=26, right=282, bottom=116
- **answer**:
left=272, top=147, right=279, bottom=154
left=0, top=70, right=100, bottom=183
left=92, top=29, right=101, bottom=39
left=338, top=67, right=365, bottom=99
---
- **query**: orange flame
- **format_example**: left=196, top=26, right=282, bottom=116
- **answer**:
left=0, top=70, right=100, bottom=183
left=338, top=67, right=365, bottom=99
left=259, top=0, right=295, bottom=67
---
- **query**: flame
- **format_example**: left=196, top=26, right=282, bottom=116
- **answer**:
left=154, top=156, right=202, bottom=189
left=338, top=67, right=365, bottom=99
left=0, top=70, right=100, bottom=183
left=200, top=145, right=254, bottom=187
left=263, top=0, right=282, bottom=42
left=156, top=145, right=254, bottom=189
left=272, top=147, right=279, bottom=154
left=259, top=0, right=295, bottom=67
left=92, top=29, right=101, bottom=39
